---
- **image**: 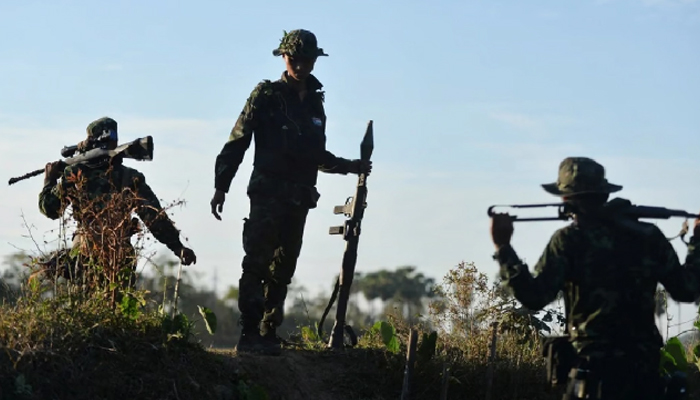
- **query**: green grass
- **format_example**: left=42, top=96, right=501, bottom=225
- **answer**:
left=0, top=285, right=240, bottom=400
left=2, top=281, right=699, bottom=400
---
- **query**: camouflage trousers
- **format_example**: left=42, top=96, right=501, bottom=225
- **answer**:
left=237, top=195, right=309, bottom=329
left=38, top=232, right=138, bottom=289
left=563, top=349, right=663, bottom=399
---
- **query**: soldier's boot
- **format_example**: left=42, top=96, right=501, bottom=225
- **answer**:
left=260, top=321, right=284, bottom=348
left=234, top=318, right=264, bottom=353
left=235, top=318, right=281, bottom=356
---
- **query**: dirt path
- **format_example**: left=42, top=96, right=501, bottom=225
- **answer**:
left=211, top=348, right=397, bottom=400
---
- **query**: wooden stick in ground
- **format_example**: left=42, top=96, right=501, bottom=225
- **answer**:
left=440, top=362, right=450, bottom=400
left=485, top=322, right=499, bottom=400
left=171, top=259, right=183, bottom=318
left=512, top=349, right=521, bottom=400
left=401, top=329, right=418, bottom=400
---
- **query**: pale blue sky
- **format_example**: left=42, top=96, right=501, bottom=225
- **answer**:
left=1, top=0, right=699, bottom=336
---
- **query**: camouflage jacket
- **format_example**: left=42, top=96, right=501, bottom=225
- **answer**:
left=214, top=72, right=355, bottom=200
left=495, top=207, right=700, bottom=355
left=38, top=160, right=184, bottom=253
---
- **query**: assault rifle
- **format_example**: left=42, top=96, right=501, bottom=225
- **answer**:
left=8, top=136, right=154, bottom=186
left=318, top=120, right=374, bottom=350
left=488, top=198, right=700, bottom=241
left=487, top=199, right=700, bottom=222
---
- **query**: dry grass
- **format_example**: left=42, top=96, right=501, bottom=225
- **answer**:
left=0, top=165, right=239, bottom=400
left=0, top=287, right=240, bottom=400
left=2, top=165, right=698, bottom=399
left=345, top=261, right=560, bottom=400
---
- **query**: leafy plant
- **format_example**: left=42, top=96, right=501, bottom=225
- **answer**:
left=370, top=321, right=400, bottom=354
left=197, top=305, right=218, bottom=335
left=118, top=292, right=146, bottom=320
left=661, top=336, right=689, bottom=375
left=236, top=379, right=269, bottom=400
left=301, top=325, right=320, bottom=342
left=14, top=374, right=33, bottom=396
left=417, top=331, right=438, bottom=365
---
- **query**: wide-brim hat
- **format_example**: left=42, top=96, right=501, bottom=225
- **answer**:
left=272, top=29, right=328, bottom=58
left=542, top=157, right=623, bottom=196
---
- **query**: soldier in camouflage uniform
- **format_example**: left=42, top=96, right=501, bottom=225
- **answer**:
left=39, top=117, right=196, bottom=285
left=211, top=29, right=372, bottom=355
left=490, top=157, right=700, bottom=399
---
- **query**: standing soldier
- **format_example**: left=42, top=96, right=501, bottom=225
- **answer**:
left=39, top=117, right=196, bottom=287
left=211, top=29, right=372, bottom=355
left=489, top=157, right=700, bottom=399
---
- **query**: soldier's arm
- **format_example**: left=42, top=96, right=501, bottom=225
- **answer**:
left=495, top=230, right=568, bottom=311
left=655, top=227, right=700, bottom=302
left=318, top=151, right=354, bottom=174
left=214, top=82, right=268, bottom=193
left=317, top=121, right=354, bottom=175
left=38, top=180, right=66, bottom=220
left=128, top=171, right=185, bottom=255
left=38, top=166, right=73, bottom=220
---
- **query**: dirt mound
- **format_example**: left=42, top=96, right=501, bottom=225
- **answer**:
left=214, top=348, right=400, bottom=400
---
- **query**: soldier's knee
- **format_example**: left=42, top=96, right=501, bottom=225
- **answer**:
left=271, top=255, right=299, bottom=285
left=281, top=242, right=303, bottom=261
left=239, top=299, right=264, bottom=320
left=242, top=254, right=275, bottom=281
left=239, top=271, right=265, bottom=291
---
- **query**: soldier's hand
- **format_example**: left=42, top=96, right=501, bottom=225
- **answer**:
left=210, top=189, right=226, bottom=220
left=76, top=139, right=90, bottom=152
left=44, top=161, right=65, bottom=184
left=490, top=213, right=514, bottom=249
left=178, top=247, right=197, bottom=266
left=350, top=159, right=372, bottom=176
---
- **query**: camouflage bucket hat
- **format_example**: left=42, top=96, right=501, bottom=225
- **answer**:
left=542, top=157, right=622, bottom=196
left=272, top=29, right=328, bottom=58
left=86, top=117, right=118, bottom=140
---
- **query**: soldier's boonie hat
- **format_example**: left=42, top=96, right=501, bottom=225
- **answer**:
left=86, top=117, right=118, bottom=140
left=542, top=157, right=622, bottom=196
left=272, top=29, right=328, bottom=58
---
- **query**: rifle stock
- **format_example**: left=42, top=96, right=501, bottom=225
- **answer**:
left=8, top=136, right=153, bottom=186
left=319, top=120, right=374, bottom=350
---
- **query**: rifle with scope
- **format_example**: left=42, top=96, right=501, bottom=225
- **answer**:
left=487, top=199, right=700, bottom=222
left=8, top=133, right=154, bottom=186
left=488, top=198, right=700, bottom=241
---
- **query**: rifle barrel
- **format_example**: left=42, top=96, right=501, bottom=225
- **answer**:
left=623, top=206, right=700, bottom=220
left=510, top=203, right=564, bottom=209
left=509, top=216, right=566, bottom=222
left=8, top=168, right=45, bottom=186
left=488, top=204, right=567, bottom=221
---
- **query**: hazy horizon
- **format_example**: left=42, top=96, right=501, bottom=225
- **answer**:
left=1, top=0, right=699, bottom=337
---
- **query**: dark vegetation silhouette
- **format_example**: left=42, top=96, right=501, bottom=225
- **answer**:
left=0, top=182, right=698, bottom=399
